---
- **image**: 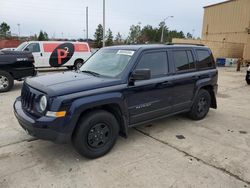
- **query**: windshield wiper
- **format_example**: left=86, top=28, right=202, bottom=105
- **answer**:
left=81, top=70, right=101, bottom=77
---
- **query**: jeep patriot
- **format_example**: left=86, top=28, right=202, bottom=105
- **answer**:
left=14, top=44, right=218, bottom=159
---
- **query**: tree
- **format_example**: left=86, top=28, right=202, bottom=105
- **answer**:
left=127, top=24, right=142, bottom=44
left=0, top=22, right=11, bottom=37
left=38, top=30, right=49, bottom=41
left=94, top=24, right=103, bottom=48
left=43, top=32, right=49, bottom=40
left=126, top=22, right=186, bottom=44
left=115, top=32, right=122, bottom=44
left=106, top=29, right=113, bottom=46
left=186, top=32, right=193, bottom=39
left=141, top=25, right=158, bottom=43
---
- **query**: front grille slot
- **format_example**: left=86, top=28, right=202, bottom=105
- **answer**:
left=21, top=85, right=36, bottom=112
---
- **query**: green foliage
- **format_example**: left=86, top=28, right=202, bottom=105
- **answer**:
left=94, top=24, right=104, bottom=48
left=38, top=30, right=49, bottom=41
left=127, top=24, right=142, bottom=44
left=115, top=32, right=122, bottom=44
left=0, top=22, right=11, bottom=37
left=106, top=28, right=113, bottom=46
left=127, top=22, right=186, bottom=44
left=186, top=32, right=193, bottom=39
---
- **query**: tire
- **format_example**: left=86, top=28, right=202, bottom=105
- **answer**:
left=0, top=71, right=14, bottom=93
left=188, top=89, right=211, bottom=120
left=73, top=110, right=119, bottom=159
left=67, top=66, right=74, bottom=70
left=246, top=78, right=250, bottom=85
left=74, top=60, right=84, bottom=70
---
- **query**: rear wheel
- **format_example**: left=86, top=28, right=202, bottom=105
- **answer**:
left=188, top=89, right=211, bottom=120
left=0, top=71, right=14, bottom=93
left=73, top=110, right=119, bottom=159
left=74, top=59, right=84, bottom=70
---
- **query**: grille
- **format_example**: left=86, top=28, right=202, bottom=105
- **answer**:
left=21, top=85, right=36, bottom=113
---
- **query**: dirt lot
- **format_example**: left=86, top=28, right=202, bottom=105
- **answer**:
left=0, top=67, right=250, bottom=188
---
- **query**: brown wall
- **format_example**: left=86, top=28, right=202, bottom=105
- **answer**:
left=172, top=38, right=244, bottom=60
left=0, top=39, right=21, bottom=49
left=243, top=37, right=250, bottom=60
left=202, top=0, right=250, bottom=44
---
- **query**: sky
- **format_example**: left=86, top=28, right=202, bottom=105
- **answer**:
left=0, top=0, right=225, bottom=39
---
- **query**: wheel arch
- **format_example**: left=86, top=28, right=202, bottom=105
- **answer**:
left=199, top=85, right=217, bottom=109
left=72, top=103, right=128, bottom=140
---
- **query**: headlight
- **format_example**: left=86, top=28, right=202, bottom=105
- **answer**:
left=39, top=95, right=47, bottom=112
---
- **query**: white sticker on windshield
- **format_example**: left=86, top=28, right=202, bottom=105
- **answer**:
left=117, top=50, right=135, bottom=56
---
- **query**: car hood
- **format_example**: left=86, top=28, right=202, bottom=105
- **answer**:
left=0, top=50, right=31, bottom=56
left=26, top=71, right=123, bottom=96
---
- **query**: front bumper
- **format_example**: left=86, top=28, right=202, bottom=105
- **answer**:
left=14, top=97, right=71, bottom=143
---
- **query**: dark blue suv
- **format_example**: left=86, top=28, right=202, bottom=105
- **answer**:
left=14, top=44, right=218, bottom=159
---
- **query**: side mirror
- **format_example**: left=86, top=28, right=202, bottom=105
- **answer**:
left=131, top=69, right=151, bottom=81
left=24, top=48, right=29, bottom=52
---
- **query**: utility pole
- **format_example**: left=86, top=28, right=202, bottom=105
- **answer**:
left=83, top=29, right=86, bottom=39
left=160, top=16, right=174, bottom=43
left=17, top=23, right=20, bottom=38
left=192, top=29, right=195, bottom=39
left=86, top=6, right=89, bottom=42
left=103, top=0, right=106, bottom=47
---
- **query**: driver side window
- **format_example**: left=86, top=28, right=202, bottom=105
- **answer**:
left=24, top=43, right=40, bottom=53
left=136, top=51, right=168, bottom=78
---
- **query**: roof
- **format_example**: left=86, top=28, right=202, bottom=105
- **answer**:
left=104, top=44, right=208, bottom=51
left=204, top=0, right=235, bottom=9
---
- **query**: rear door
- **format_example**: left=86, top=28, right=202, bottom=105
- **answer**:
left=169, top=49, right=197, bottom=112
left=126, top=50, right=174, bottom=125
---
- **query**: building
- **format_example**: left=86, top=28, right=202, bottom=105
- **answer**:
left=202, top=0, right=250, bottom=61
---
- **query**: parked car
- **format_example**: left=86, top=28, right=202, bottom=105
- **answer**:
left=15, top=41, right=92, bottom=69
left=0, top=50, right=36, bottom=92
left=246, top=66, right=250, bottom=85
left=1, top=48, right=16, bottom=51
left=14, top=44, right=218, bottom=159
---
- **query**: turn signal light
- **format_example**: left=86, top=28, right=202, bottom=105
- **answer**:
left=46, top=111, right=66, bottom=118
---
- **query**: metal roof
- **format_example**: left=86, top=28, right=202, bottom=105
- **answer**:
left=204, top=0, right=235, bottom=9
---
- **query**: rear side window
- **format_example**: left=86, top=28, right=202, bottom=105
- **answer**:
left=196, top=50, right=214, bottom=69
left=173, top=50, right=195, bottom=72
left=136, top=51, right=168, bottom=77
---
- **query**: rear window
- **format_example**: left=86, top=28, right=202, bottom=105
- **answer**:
left=173, top=50, right=195, bottom=72
left=196, top=50, right=214, bottom=69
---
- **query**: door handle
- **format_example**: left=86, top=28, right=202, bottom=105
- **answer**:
left=192, top=75, right=199, bottom=79
left=40, top=53, right=43, bottom=57
left=161, top=81, right=173, bottom=86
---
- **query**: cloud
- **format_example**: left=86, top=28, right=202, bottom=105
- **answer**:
left=0, top=0, right=224, bottom=39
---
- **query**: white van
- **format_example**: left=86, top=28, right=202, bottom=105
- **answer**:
left=15, top=41, right=92, bottom=69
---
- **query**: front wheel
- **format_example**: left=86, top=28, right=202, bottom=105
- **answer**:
left=74, top=60, right=84, bottom=70
left=0, top=71, right=14, bottom=93
left=188, top=89, right=211, bottom=120
left=247, top=80, right=250, bottom=85
left=73, top=110, right=119, bottom=159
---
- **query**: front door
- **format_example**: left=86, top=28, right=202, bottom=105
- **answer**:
left=126, top=50, right=173, bottom=125
left=23, top=43, right=43, bottom=67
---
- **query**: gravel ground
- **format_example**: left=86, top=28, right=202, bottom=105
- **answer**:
left=0, top=67, right=249, bottom=188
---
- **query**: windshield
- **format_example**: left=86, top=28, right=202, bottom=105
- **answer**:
left=15, top=42, right=28, bottom=51
left=80, top=49, right=135, bottom=78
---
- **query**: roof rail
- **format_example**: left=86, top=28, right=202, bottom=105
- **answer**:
left=166, top=43, right=205, bottom=46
